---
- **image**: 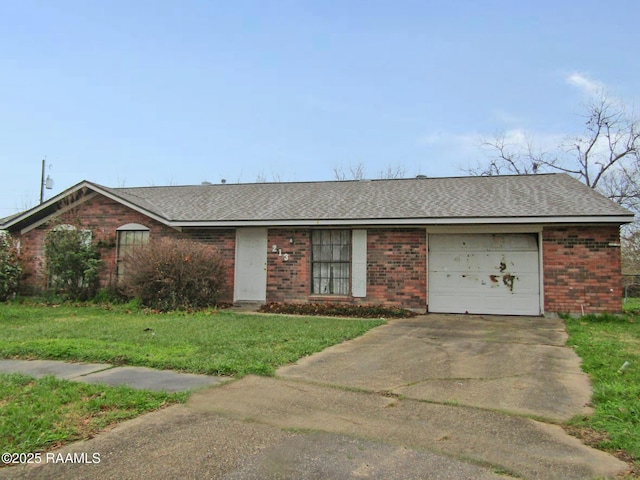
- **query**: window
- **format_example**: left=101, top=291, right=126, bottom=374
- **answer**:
left=311, top=230, right=350, bottom=295
left=116, top=224, right=149, bottom=280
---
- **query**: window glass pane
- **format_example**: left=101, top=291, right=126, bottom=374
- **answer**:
left=320, top=245, right=331, bottom=261
left=341, top=244, right=350, bottom=261
left=116, top=229, right=149, bottom=279
left=311, top=230, right=351, bottom=295
left=334, top=279, right=347, bottom=295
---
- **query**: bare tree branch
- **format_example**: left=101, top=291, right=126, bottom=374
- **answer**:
left=466, top=93, right=640, bottom=213
left=333, top=162, right=366, bottom=180
left=378, top=162, right=406, bottom=179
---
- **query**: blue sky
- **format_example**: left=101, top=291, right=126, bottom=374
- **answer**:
left=1, top=0, right=639, bottom=218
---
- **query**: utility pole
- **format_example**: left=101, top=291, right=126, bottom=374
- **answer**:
left=39, top=158, right=54, bottom=204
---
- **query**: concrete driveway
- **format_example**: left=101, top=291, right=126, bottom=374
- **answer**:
left=278, top=314, right=593, bottom=422
left=1, top=314, right=628, bottom=480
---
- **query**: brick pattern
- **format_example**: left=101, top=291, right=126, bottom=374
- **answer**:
left=14, top=192, right=624, bottom=314
left=364, top=229, right=426, bottom=309
left=543, top=226, right=622, bottom=314
left=265, top=228, right=426, bottom=309
left=17, top=195, right=170, bottom=292
left=16, top=194, right=236, bottom=302
left=266, top=229, right=310, bottom=303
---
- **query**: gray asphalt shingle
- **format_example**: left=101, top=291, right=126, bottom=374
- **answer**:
left=96, top=173, right=632, bottom=223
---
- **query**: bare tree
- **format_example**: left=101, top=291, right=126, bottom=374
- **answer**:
left=378, top=162, right=406, bottom=179
left=333, top=161, right=408, bottom=181
left=466, top=133, right=548, bottom=176
left=465, top=94, right=640, bottom=212
left=255, top=169, right=284, bottom=183
left=333, top=162, right=366, bottom=180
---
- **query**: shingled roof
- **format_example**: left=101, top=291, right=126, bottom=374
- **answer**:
left=2, top=173, right=634, bottom=230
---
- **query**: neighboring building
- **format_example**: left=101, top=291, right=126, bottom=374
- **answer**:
left=1, top=173, right=633, bottom=315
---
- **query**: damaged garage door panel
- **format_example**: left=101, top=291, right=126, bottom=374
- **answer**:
left=428, top=233, right=540, bottom=316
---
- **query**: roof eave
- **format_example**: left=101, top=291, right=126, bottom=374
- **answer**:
left=168, top=215, right=635, bottom=228
left=2, top=181, right=97, bottom=231
left=3, top=180, right=177, bottom=234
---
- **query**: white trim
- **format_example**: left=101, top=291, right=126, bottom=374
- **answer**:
left=425, top=231, right=429, bottom=308
left=4, top=179, right=633, bottom=233
left=86, top=188, right=173, bottom=227
left=426, top=225, right=543, bottom=234
left=351, top=229, right=367, bottom=298
left=116, top=223, right=150, bottom=231
left=7, top=182, right=94, bottom=229
left=20, top=192, right=98, bottom=235
left=168, top=215, right=632, bottom=228
left=538, top=231, right=545, bottom=315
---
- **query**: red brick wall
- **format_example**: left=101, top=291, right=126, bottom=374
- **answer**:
left=265, top=228, right=427, bottom=309
left=15, top=194, right=235, bottom=302
left=16, top=192, right=623, bottom=314
left=543, top=225, right=623, bottom=314
left=266, top=229, right=310, bottom=303
left=365, top=229, right=426, bottom=309
left=16, top=195, right=174, bottom=293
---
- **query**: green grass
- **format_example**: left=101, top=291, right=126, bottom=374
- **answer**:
left=0, top=372, right=187, bottom=454
left=564, top=313, right=640, bottom=466
left=0, top=303, right=383, bottom=457
left=623, top=296, right=640, bottom=313
left=0, top=303, right=384, bottom=376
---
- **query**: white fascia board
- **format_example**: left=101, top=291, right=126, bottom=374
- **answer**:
left=7, top=182, right=93, bottom=230
left=71, top=184, right=182, bottom=232
left=426, top=224, right=543, bottom=234
left=85, top=186, right=176, bottom=228
left=14, top=181, right=179, bottom=235
left=171, top=215, right=634, bottom=228
left=20, top=192, right=98, bottom=235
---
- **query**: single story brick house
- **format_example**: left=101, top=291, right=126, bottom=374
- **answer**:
left=1, top=173, right=634, bottom=315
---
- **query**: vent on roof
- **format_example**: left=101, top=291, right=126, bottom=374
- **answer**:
left=221, top=179, right=226, bottom=184
left=416, top=174, right=428, bottom=179
left=201, top=181, right=212, bottom=185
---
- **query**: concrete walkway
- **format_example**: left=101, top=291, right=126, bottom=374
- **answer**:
left=0, top=359, right=226, bottom=392
left=0, top=314, right=630, bottom=479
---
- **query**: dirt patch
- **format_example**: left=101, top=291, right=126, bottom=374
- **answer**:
left=564, top=425, right=639, bottom=478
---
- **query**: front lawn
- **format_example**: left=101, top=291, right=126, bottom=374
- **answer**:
left=564, top=313, right=640, bottom=472
left=0, top=303, right=384, bottom=458
left=0, top=303, right=384, bottom=376
left=0, top=372, right=186, bottom=455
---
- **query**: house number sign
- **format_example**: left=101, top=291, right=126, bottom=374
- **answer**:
left=271, top=244, right=289, bottom=261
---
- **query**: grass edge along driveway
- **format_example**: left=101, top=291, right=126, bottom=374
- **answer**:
left=0, top=304, right=385, bottom=376
left=564, top=313, right=640, bottom=477
left=0, top=303, right=384, bottom=456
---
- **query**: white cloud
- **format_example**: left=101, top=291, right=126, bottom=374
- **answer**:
left=417, top=127, right=569, bottom=176
left=565, top=72, right=605, bottom=96
left=419, top=128, right=563, bottom=155
left=499, top=129, right=565, bottom=153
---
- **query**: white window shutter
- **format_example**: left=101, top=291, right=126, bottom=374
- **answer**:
left=352, top=229, right=367, bottom=297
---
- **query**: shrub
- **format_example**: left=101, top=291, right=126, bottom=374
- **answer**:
left=44, top=227, right=101, bottom=300
left=259, top=302, right=418, bottom=318
left=119, top=238, right=227, bottom=311
left=0, top=233, right=22, bottom=301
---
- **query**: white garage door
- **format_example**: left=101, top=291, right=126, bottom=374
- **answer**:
left=428, top=233, right=540, bottom=315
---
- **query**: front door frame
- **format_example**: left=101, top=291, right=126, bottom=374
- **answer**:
left=234, top=227, right=268, bottom=303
